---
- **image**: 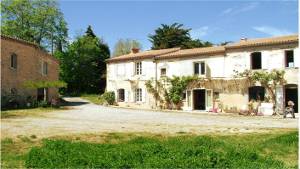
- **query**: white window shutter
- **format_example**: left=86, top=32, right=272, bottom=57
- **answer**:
left=142, top=62, right=146, bottom=76
left=294, top=49, right=299, bottom=67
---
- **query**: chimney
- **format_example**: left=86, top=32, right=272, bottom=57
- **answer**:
left=131, top=48, right=139, bottom=54
left=240, top=38, right=248, bottom=42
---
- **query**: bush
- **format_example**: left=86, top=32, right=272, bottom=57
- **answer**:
left=38, top=101, right=49, bottom=108
left=101, top=91, right=115, bottom=105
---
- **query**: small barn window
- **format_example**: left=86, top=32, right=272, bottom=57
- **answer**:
left=42, top=62, right=48, bottom=75
left=10, top=88, right=17, bottom=95
left=10, top=53, right=17, bottom=69
left=250, top=52, right=262, bottom=70
left=285, top=50, right=294, bottom=68
left=249, top=86, right=265, bottom=101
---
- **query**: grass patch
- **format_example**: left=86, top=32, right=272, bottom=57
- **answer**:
left=1, top=107, right=65, bottom=119
left=23, top=131, right=298, bottom=168
left=80, top=94, right=105, bottom=105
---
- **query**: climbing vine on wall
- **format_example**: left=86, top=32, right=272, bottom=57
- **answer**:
left=146, top=75, right=253, bottom=110
left=235, top=69, right=286, bottom=114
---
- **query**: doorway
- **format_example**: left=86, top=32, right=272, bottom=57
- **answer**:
left=285, top=84, right=298, bottom=113
left=193, top=89, right=206, bottom=110
left=37, top=88, right=48, bottom=101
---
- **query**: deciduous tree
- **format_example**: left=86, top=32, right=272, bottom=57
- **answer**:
left=1, top=0, right=68, bottom=52
left=112, top=39, right=142, bottom=57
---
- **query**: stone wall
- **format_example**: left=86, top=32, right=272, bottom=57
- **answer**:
left=1, top=36, right=59, bottom=104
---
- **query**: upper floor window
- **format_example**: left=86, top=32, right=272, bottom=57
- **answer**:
left=135, top=62, right=142, bottom=75
left=135, top=88, right=142, bottom=102
left=10, top=53, right=17, bottom=69
left=42, top=61, right=48, bottom=75
left=160, top=68, right=166, bottom=77
left=117, top=89, right=125, bottom=102
left=250, top=52, right=261, bottom=70
left=194, top=62, right=205, bottom=75
left=285, top=50, right=294, bottom=68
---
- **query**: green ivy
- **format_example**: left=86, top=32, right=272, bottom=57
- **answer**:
left=23, top=80, right=67, bottom=89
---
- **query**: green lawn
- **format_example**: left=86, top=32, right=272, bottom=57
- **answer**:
left=1, top=131, right=298, bottom=168
left=1, top=107, right=66, bottom=119
left=80, top=94, right=104, bottom=105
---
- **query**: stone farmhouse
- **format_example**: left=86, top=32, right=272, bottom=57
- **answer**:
left=1, top=35, right=59, bottom=107
left=107, top=34, right=299, bottom=113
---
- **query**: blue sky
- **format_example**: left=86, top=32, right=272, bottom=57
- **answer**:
left=60, top=1, right=298, bottom=51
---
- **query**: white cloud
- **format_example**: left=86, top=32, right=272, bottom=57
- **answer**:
left=221, top=2, right=258, bottom=16
left=221, top=8, right=233, bottom=15
left=190, top=26, right=209, bottom=39
left=253, top=26, right=293, bottom=36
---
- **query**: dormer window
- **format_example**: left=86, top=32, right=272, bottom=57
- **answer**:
left=194, top=62, right=205, bottom=75
left=135, top=62, right=142, bottom=75
left=10, top=53, right=17, bottom=69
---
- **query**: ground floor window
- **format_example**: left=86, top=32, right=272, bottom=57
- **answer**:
left=135, top=88, right=142, bottom=102
left=248, top=86, right=265, bottom=101
left=117, top=89, right=125, bottom=102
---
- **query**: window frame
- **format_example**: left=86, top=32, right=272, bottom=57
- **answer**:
left=42, top=61, right=48, bottom=75
left=285, top=50, right=294, bottom=68
left=160, top=68, right=166, bottom=77
left=135, top=88, right=142, bottom=102
left=250, top=52, right=262, bottom=70
left=10, top=53, right=17, bottom=69
left=117, top=89, right=125, bottom=102
left=194, top=62, right=206, bottom=75
left=135, top=62, right=142, bottom=75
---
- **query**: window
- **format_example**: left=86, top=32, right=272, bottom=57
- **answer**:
left=248, top=86, right=265, bottom=101
left=10, top=53, right=17, bottom=69
left=10, top=88, right=17, bottom=95
left=135, top=62, right=142, bottom=75
left=194, top=62, right=205, bottom=75
left=250, top=52, right=262, bottom=70
left=160, top=68, right=166, bottom=77
left=42, top=62, right=48, bottom=75
left=118, top=89, right=125, bottom=102
left=182, top=91, right=187, bottom=101
left=135, top=88, right=142, bottom=102
left=285, top=50, right=294, bottom=68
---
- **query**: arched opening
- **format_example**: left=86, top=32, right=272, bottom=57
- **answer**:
left=285, top=84, right=298, bottom=113
left=248, top=86, right=265, bottom=101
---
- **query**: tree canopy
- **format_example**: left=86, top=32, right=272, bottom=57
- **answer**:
left=112, top=39, right=142, bottom=57
left=1, top=0, right=68, bottom=52
left=58, top=26, right=110, bottom=94
left=149, top=23, right=213, bottom=49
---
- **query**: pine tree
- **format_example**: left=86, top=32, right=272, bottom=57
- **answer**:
left=85, top=25, right=96, bottom=38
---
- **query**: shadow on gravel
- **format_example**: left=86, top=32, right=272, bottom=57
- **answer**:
left=64, top=101, right=89, bottom=107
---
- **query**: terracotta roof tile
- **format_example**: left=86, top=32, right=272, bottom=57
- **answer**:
left=225, top=34, right=298, bottom=49
left=156, top=46, right=225, bottom=60
left=106, top=48, right=180, bottom=62
left=1, top=35, right=59, bottom=64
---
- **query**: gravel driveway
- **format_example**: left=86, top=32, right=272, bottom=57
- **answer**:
left=1, top=97, right=298, bottom=138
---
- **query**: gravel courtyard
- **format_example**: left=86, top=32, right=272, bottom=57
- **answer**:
left=1, top=97, right=298, bottom=138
